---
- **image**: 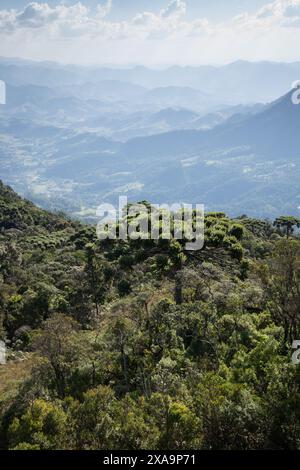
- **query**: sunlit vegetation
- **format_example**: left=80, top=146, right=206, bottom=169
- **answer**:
left=1, top=181, right=300, bottom=450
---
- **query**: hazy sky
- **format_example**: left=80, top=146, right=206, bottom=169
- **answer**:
left=1, top=0, right=300, bottom=66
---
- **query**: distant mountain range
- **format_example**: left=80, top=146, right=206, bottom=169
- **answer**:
left=122, top=89, right=300, bottom=159
left=0, top=57, right=300, bottom=219
left=1, top=57, right=300, bottom=103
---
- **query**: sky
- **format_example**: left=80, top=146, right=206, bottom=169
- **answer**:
left=0, top=0, right=300, bottom=66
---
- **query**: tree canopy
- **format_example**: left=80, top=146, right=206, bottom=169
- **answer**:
left=1, top=182, right=300, bottom=450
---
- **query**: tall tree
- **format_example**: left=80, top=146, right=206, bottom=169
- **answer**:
left=267, top=239, right=300, bottom=343
left=273, top=216, right=300, bottom=239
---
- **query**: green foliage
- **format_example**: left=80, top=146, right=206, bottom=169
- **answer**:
left=8, top=399, right=69, bottom=450
left=117, top=279, right=132, bottom=296
left=274, top=216, right=300, bottom=238
left=1, top=182, right=300, bottom=450
left=229, top=224, right=245, bottom=240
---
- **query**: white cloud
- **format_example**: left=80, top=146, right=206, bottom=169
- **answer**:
left=161, top=0, right=186, bottom=19
left=131, top=11, right=157, bottom=27
left=235, top=0, right=300, bottom=28
left=0, top=1, right=112, bottom=33
left=0, top=1, right=300, bottom=65
left=96, top=0, right=112, bottom=19
left=0, top=0, right=201, bottom=38
left=130, top=0, right=207, bottom=39
left=16, top=3, right=59, bottom=28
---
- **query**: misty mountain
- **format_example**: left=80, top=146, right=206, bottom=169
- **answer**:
left=18, top=88, right=297, bottom=219
left=122, top=90, right=300, bottom=160
left=142, top=86, right=214, bottom=110
left=147, top=108, right=199, bottom=127
left=58, top=80, right=148, bottom=103
left=5, top=83, right=61, bottom=107
left=1, top=57, right=300, bottom=103
left=1, top=57, right=300, bottom=219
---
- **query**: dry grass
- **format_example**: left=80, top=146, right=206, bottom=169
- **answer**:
left=0, top=354, right=35, bottom=403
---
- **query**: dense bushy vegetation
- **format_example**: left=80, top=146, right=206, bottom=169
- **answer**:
left=1, top=181, right=300, bottom=450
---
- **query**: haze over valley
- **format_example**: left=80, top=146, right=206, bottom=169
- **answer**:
left=0, top=57, right=300, bottom=220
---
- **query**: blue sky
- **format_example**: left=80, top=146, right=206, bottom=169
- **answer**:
left=108, top=0, right=270, bottom=21
left=0, top=1, right=271, bottom=20
left=0, top=1, right=300, bottom=66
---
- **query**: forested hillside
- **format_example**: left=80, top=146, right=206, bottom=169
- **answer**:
left=0, top=181, right=300, bottom=450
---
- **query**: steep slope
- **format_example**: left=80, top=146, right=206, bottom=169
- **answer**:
left=122, top=89, right=300, bottom=160
left=0, top=180, right=72, bottom=231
